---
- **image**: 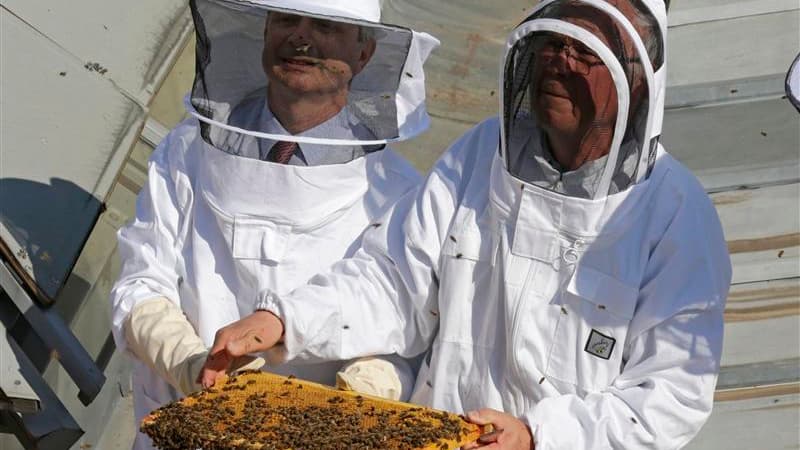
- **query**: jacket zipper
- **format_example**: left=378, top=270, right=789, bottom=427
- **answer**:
left=509, top=233, right=585, bottom=399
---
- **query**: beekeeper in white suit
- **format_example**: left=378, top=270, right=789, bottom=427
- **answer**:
left=203, top=0, right=732, bottom=448
left=109, top=0, right=439, bottom=447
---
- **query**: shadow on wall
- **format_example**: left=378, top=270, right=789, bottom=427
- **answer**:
left=0, top=177, right=101, bottom=309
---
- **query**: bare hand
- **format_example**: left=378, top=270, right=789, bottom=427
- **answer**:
left=198, top=311, right=284, bottom=388
left=462, top=409, right=534, bottom=450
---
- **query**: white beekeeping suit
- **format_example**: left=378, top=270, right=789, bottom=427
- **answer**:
left=109, top=0, right=439, bottom=448
left=259, top=1, right=732, bottom=448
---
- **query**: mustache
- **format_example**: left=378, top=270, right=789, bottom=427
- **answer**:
left=278, top=44, right=321, bottom=60
left=274, top=53, right=350, bottom=76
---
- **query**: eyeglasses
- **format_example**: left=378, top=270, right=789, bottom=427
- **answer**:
left=534, top=33, right=604, bottom=75
left=532, top=33, right=643, bottom=75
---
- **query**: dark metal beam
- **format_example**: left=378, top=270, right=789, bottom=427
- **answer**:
left=0, top=261, right=105, bottom=405
left=0, top=331, right=83, bottom=449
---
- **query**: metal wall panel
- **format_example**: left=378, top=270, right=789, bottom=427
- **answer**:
left=1, top=1, right=192, bottom=447
left=0, top=8, right=146, bottom=300
left=667, top=8, right=799, bottom=87
left=384, top=0, right=532, bottom=169
left=2, top=0, right=191, bottom=103
left=712, top=184, right=800, bottom=286
left=663, top=98, right=800, bottom=175
left=0, top=0, right=192, bottom=302
left=687, top=392, right=800, bottom=450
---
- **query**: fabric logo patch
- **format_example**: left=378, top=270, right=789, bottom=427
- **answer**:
left=584, top=329, right=615, bottom=360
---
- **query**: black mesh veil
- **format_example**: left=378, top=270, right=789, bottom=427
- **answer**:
left=502, top=0, right=662, bottom=199
left=786, top=53, right=800, bottom=113
left=187, top=0, right=433, bottom=162
left=614, top=0, right=664, bottom=70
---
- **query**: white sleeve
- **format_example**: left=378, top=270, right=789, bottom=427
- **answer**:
left=261, top=125, right=487, bottom=364
left=526, top=180, right=731, bottom=450
left=109, top=127, right=194, bottom=354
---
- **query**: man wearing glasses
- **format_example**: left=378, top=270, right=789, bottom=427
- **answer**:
left=203, top=1, right=730, bottom=449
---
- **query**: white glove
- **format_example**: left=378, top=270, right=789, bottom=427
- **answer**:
left=336, top=356, right=415, bottom=401
left=124, top=297, right=264, bottom=395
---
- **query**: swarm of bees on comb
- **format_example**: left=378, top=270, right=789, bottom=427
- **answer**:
left=141, top=370, right=483, bottom=449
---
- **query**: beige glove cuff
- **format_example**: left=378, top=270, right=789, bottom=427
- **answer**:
left=336, top=356, right=414, bottom=401
left=123, top=297, right=207, bottom=395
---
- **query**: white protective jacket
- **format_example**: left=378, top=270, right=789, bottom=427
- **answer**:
left=262, top=2, right=732, bottom=448
left=110, top=118, right=421, bottom=447
left=110, top=0, right=440, bottom=446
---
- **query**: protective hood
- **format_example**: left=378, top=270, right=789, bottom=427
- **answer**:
left=187, top=0, right=440, bottom=157
left=500, top=0, right=666, bottom=200
left=787, top=52, right=800, bottom=113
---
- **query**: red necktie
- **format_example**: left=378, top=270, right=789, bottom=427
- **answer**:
left=267, top=141, right=297, bottom=164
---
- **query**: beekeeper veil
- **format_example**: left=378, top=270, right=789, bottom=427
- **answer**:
left=187, top=0, right=440, bottom=158
left=786, top=53, right=800, bottom=113
left=501, top=0, right=665, bottom=199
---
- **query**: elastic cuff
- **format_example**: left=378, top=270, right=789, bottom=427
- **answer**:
left=254, top=290, right=276, bottom=312
left=256, top=290, right=302, bottom=361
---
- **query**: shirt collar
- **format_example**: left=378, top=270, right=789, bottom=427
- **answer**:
left=507, top=117, right=639, bottom=198
left=260, top=101, right=376, bottom=166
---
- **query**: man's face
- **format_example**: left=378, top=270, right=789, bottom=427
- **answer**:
left=262, top=12, right=376, bottom=96
left=530, top=11, right=623, bottom=139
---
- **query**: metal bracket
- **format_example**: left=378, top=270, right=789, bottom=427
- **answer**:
left=0, top=331, right=82, bottom=449
left=1, top=319, right=40, bottom=414
left=0, top=260, right=105, bottom=406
